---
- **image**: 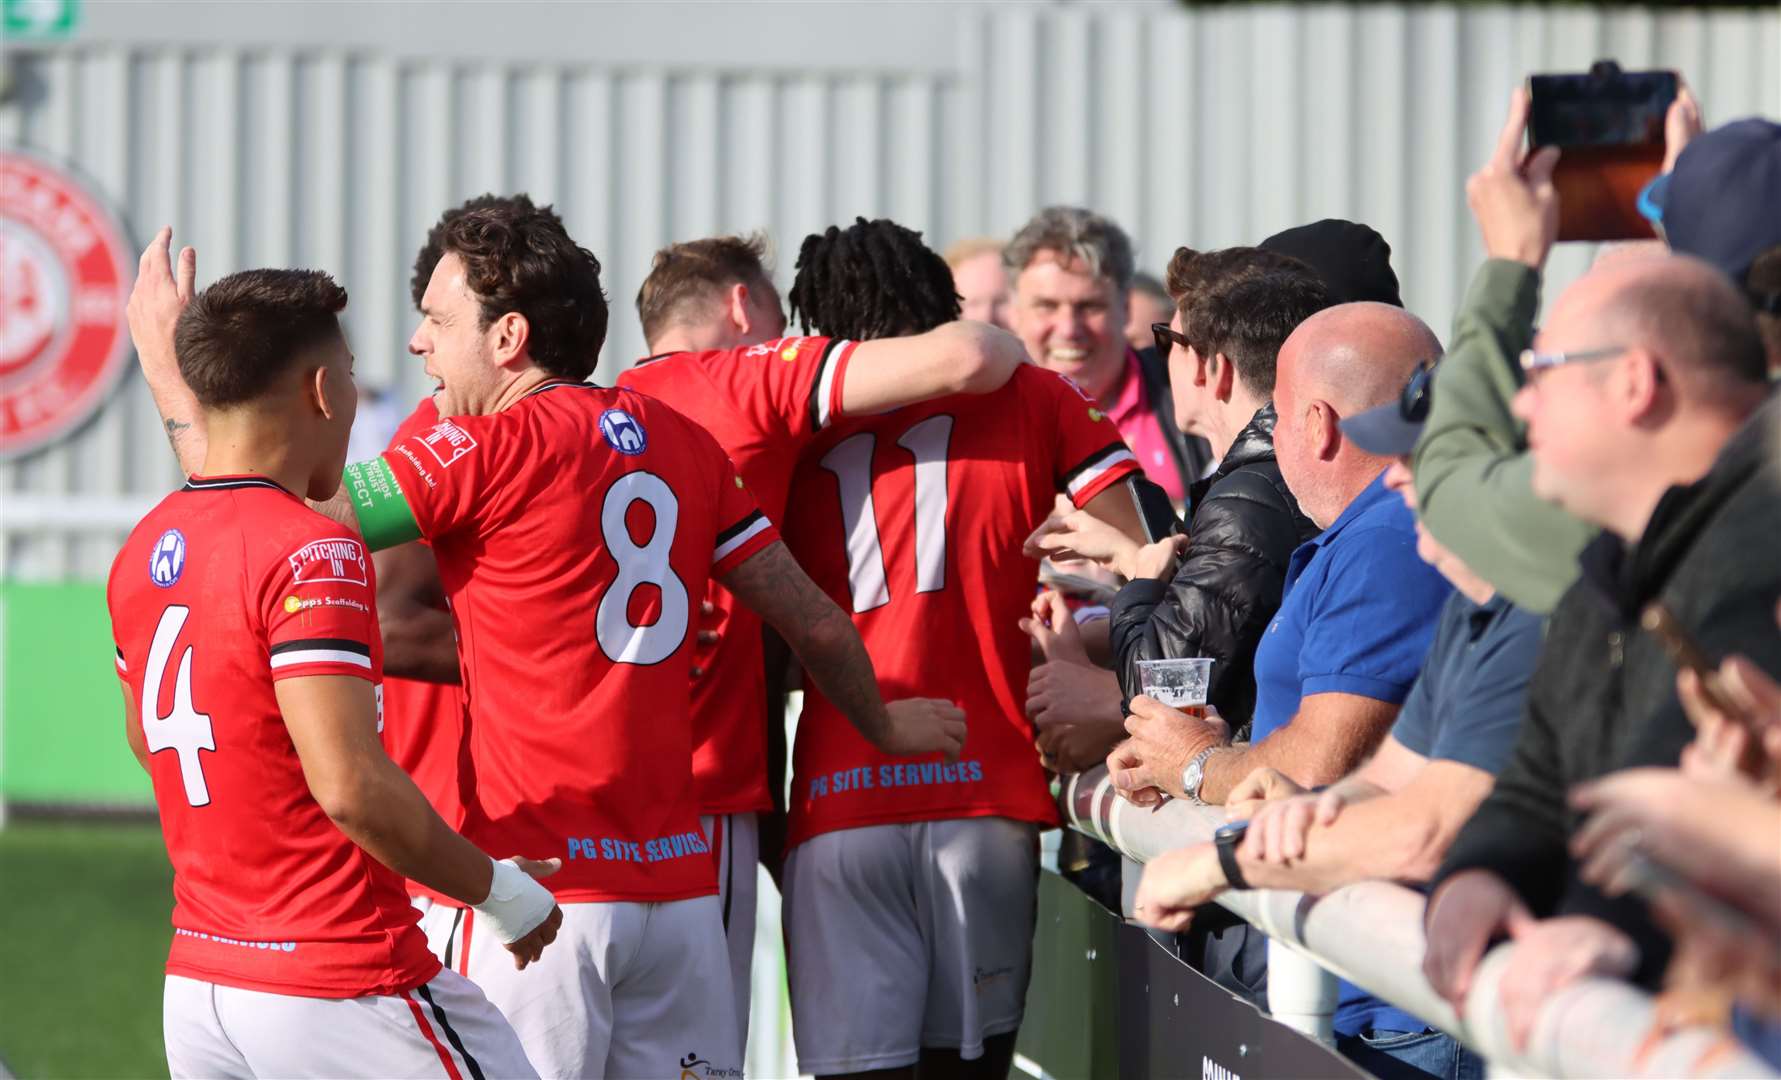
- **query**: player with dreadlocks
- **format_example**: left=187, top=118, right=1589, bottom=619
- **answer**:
left=617, top=228, right=1036, bottom=1058
left=788, top=217, right=966, bottom=340
left=777, top=217, right=1150, bottom=1080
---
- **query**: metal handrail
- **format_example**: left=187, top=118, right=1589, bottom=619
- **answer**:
left=1060, top=766, right=1779, bottom=1079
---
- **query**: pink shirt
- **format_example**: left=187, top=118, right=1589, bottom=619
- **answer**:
left=1103, top=350, right=1187, bottom=504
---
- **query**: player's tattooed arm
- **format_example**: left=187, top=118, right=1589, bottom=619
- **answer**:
left=722, top=541, right=966, bottom=762
left=127, top=227, right=208, bottom=477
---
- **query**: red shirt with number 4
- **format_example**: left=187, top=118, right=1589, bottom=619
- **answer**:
left=783, top=365, right=1140, bottom=847
left=618, top=336, right=855, bottom=816
left=359, top=383, right=779, bottom=903
left=108, top=475, right=439, bottom=998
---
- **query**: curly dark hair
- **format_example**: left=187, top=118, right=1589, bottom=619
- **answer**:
left=410, top=193, right=552, bottom=311
left=1165, top=246, right=1330, bottom=397
left=175, top=269, right=348, bottom=407
left=787, top=217, right=959, bottom=341
left=436, top=201, right=608, bottom=381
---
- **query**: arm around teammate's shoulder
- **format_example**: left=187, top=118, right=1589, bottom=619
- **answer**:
left=841, top=321, right=1026, bottom=414
left=720, top=540, right=967, bottom=762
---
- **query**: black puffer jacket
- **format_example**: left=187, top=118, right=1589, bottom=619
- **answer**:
left=1108, top=404, right=1319, bottom=731
left=1434, top=397, right=1781, bottom=984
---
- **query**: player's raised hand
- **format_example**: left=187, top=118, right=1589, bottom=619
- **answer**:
left=883, top=697, right=967, bottom=763
left=127, top=226, right=197, bottom=382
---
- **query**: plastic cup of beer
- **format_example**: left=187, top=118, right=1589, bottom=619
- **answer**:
left=1136, top=658, right=1214, bottom=718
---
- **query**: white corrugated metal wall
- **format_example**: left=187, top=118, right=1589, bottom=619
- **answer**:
left=3, top=0, right=1778, bottom=579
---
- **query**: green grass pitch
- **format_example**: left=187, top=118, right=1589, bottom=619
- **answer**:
left=0, top=820, right=173, bottom=1078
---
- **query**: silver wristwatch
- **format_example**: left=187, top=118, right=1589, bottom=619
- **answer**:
left=1181, top=746, right=1218, bottom=805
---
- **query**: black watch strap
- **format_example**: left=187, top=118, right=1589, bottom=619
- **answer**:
left=1216, top=824, right=1250, bottom=891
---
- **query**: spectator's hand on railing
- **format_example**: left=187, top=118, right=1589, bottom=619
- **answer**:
left=1107, top=696, right=1229, bottom=805
left=1467, top=88, right=1561, bottom=271
left=1221, top=766, right=1308, bottom=822
left=1496, top=915, right=1638, bottom=1051
left=1021, top=589, right=1090, bottom=665
left=1132, top=843, right=1228, bottom=932
left=1423, top=869, right=1534, bottom=1011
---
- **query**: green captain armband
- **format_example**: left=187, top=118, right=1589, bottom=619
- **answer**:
left=342, top=457, right=422, bottom=550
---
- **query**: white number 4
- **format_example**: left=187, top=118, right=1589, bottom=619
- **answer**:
left=143, top=605, right=217, bottom=806
left=819, top=415, right=953, bottom=614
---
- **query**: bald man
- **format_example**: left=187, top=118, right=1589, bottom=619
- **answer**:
left=1110, top=302, right=1454, bottom=803
left=1424, top=254, right=1780, bottom=1043
left=1109, top=301, right=1460, bottom=1069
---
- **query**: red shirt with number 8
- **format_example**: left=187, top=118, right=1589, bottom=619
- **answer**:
left=369, top=383, right=778, bottom=903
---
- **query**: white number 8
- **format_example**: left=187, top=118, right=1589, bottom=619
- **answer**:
left=596, top=472, right=691, bottom=665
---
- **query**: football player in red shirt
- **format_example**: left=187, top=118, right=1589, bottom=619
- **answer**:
left=619, top=233, right=1031, bottom=1037
left=130, top=206, right=967, bottom=1079
left=774, top=219, right=1148, bottom=1080
left=114, top=256, right=560, bottom=1078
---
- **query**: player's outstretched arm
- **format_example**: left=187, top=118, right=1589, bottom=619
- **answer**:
left=126, top=227, right=207, bottom=476
left=842, top=321, right=1026, bottom=415
left=275, top=673, right=564, bottom=968
left=722, top=541, right=966, bottom=762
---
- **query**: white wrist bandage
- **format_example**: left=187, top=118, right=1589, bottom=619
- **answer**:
left=472, top=858, right=556, bottom=943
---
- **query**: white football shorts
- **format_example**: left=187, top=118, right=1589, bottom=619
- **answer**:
left=701, top=810, right=759, bottom=1054
left=163, top=969, right=537, bottom=1079
left=783, top=816, right=1039, bottom=1075
left=422, top=895, right=740, bottom=1080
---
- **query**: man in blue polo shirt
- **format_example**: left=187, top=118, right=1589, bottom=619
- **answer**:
left=1110, top=302, right=1452, bottom=807
left=1129, top=361, right=1546, bottom=1080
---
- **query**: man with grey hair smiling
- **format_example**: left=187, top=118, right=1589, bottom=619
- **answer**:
left=1005, top=206, right=1204, bottom=502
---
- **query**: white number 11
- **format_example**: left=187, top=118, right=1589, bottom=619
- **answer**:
left=819, top=414, right=954, bottom=614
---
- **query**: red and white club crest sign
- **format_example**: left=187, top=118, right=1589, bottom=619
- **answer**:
left=0, top=150, right=133, bottom=459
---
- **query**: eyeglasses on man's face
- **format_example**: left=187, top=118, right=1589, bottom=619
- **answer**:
left=1518, top=345, right=1628, bottom=376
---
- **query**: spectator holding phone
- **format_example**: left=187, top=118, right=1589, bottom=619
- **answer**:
left=1420, top=250, right=1780, bottom=1049
left=1409, top=88, right=1702, bottom=615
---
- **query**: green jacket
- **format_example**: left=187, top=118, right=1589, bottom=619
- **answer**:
left=1411, top=259, right=1596, bottom=614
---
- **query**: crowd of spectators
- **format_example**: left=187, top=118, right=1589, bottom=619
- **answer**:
left=1010, top=85, right=1781, bottom=1079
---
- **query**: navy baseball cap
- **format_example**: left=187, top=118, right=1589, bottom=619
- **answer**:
left=1340, top=360, right=1436, bottom=457
left=1638, top=118, right=1781, bottom=282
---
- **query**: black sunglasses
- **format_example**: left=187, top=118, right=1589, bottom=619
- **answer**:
left=1152, top=322, right=1192, bottom=360
left=1399, top=359, right=1438, bottom=423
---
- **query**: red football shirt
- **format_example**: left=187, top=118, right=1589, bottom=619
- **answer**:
left=108, top=475, right=439, bottom=998
left=617, top=337, right=854, bottom=815
left=783, top=365, right=1141, bottom=847
left=377, top=396, right=469, bottom=901
left=374, top=383, right=779, bottom=903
